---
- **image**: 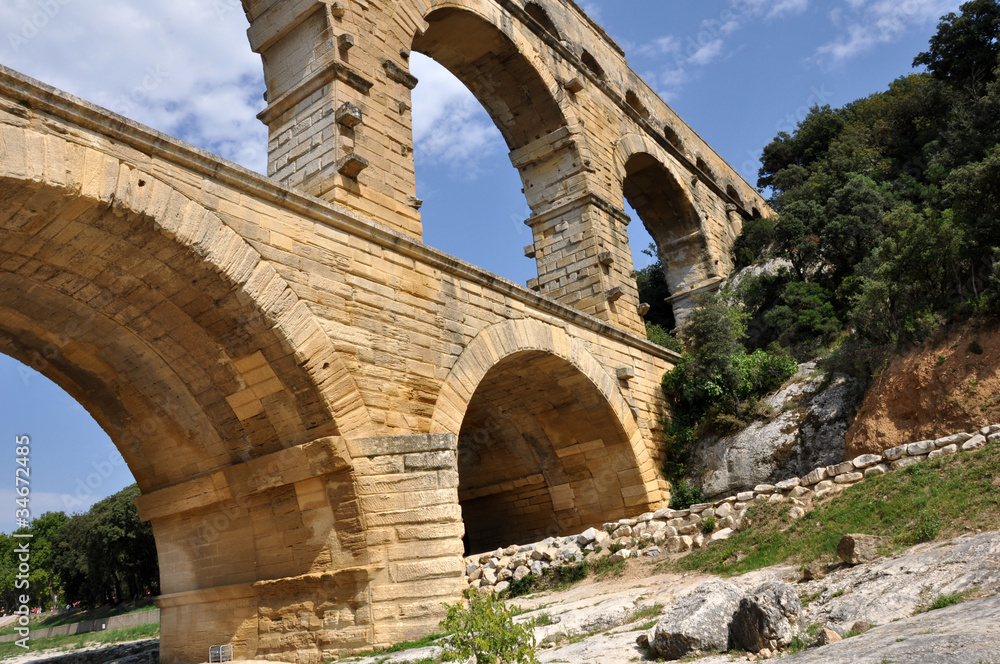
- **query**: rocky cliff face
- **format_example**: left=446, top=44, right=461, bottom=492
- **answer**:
left=689, top=364, right=856, bottom=500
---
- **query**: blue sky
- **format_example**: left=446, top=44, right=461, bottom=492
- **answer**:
left=0, top=0, right=962, bottom=531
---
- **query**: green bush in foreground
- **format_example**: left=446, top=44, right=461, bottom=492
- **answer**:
left=440, top=591, right=538, bottom=663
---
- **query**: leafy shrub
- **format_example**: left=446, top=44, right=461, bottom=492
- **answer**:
left=669, top=479, right=703, bottom=510
left=440, top=591, right=539, bottom=663
left=906, top=514, right=941, bottom=544
left=504, top=574, right=535, bottom=599
left=645, top=322, right=683, bottom=352
left=700, top=515, right=717, bottom=535
left=660, top=295, right=798, bottom=484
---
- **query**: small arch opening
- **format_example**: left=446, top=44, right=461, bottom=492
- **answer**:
left=524, top=2, right=561, bottom=40
left=580, top=50, right=605, bottom=79
left=663, top=124, right=683, bottom=150
left=726, top=184, right=742, bottom=205
left=626, top=90, right=650, bottom=121
left=623, top=153, right=705, bottom=325
left=696, top=156, right=715, bottom=181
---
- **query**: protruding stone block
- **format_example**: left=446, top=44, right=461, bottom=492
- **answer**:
left=338, top=33, right=354, bottom=51
left=606, top=286, right=625, bottom=302
left=616, top=367, right=635, bottom=381
left=524, top=244, right=537, bottom=258
left=337, top=153, right=369, bottom=178
left=335, top=102, right=363, bottom=128
left=330, top=2, right=346, bottom=18
left=598, top=250, right=614, bottom=266
left=563, top=77, right=584, bottom=93
left=637, top=302, right=651, bottom=317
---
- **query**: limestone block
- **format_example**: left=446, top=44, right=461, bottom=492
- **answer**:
left=883, top=445, right=908, bottom=461
left=891, top=456, right=923, bottom=470
left=963, top=434, right=987, bottom=452
left=935, top=432, right=973, bottom=448
left=851, top=454, right=883, bottom=469
left=864, top=464, right=889, bottom=478
left=907, top=440, right=935, bottom=456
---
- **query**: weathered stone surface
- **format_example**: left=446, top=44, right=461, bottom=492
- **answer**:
left=883, top=444, right=908, bottom=461
left=801, top=561, right=826, bottom=581
left=907, top=439, right=935, bottom=455
left=709, top=528, right=733, bottom=544
left=837, top=534, right=883, bottom=565
left=891, top=456, right=922, bottom=470
left=935, top=432, right=973, bottom=447
left=834, top=472, right=864, bottom=484
left=815, top=627, right=842, bottom=645
left=649, top=581, right=743, bottom=659
left=730, top=582, right=802, bottom=653
left=963, top=434, right=987, bottom=451
left=864, top=463, right=889, bottom=477
left=928, top=444, right=958, bottom=459
left=851, top=454, right=882, bottom=469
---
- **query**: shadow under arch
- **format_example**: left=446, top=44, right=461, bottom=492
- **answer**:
left=0, top=134, right=374, bottom=660
left=430, top=319, right=658, bottom=553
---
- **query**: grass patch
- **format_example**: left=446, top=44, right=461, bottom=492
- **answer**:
left=915, top=591, right=972, bottom=614
left=671, top=447, right=1000, bottom=575
left=346, top=632, right=446, bottom=658
left=504, top=556, right=627, bottom=598
left=0, top=623, right=158, bottom=660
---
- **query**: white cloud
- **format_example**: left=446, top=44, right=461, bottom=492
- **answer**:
left=0, top=489, right=100, bottom=533
left=0, top=0, right=268, bottom=173
left=740, top=0, right=811, bottom=19
left=640, top=1, right=808, bottom=99
left=689, top=38, right=726, bottom=66
left=816, top=0, right=961, bottom=63
left=410, top=52, right=506, bottom=180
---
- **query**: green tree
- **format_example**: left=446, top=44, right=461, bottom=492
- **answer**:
left=635, top=244, right=681, bottom=351
left=914, top=0, right=1000, bottom=95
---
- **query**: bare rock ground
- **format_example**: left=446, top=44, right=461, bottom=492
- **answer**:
left=344, top=531, right=1000, bottom=663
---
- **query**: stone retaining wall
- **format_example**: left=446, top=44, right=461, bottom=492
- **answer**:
left=464, top=425, right=1000, bottom=593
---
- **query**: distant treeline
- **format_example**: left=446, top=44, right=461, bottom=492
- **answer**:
left=0, top=485, right=158, bottom=613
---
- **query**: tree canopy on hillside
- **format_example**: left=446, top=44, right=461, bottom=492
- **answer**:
left=0, top=484, right=158, bottom=612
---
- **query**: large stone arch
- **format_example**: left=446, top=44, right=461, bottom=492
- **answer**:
left=409, top=0, right=571, bottom=152
left=613, top=134, right=721, bottom=324
left=0, top=125, right=375, bottom=662
left=431, top=319, right=659, bottom=552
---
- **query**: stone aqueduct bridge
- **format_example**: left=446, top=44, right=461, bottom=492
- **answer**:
left=0, top=0, right=767, bottom=661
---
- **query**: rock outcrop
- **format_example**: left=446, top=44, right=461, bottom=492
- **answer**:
left=837, top=534, right=884, bottom=565
left=647, top=581, right=743, bottom=659
left=690, top=364, right=856, bottom=499
left=730, top=582, right=802, bottom=653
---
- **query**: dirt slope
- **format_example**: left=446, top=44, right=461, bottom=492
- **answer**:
left=845, top=320, right=1000, bottom=458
